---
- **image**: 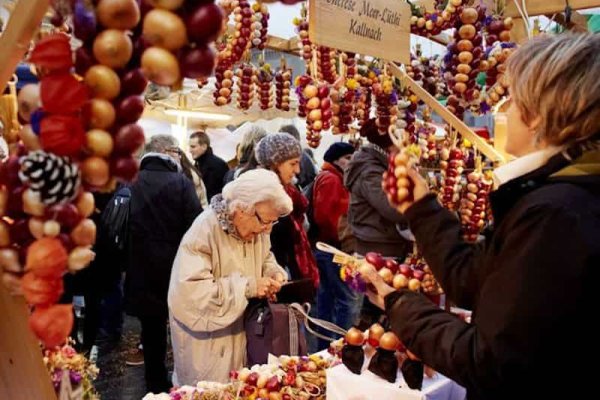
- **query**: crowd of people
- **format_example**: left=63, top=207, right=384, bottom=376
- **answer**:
left=63, top=33, right=599, bottom=400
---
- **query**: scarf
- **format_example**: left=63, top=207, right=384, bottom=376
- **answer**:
left=210, top=194, right=243, bottom=241
left=285, top=184, right=319, bottom=287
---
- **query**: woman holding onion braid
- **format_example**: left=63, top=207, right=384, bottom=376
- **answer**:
left=360, top=33, right=600, bottom=400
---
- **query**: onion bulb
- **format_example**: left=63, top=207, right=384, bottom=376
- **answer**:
left=379, top=332, right=400, bottom=351
left=84, top=99, right=116, bottom=130
left=85, top=65, right=121, bottom=100
left=147, top=0, right=184, bottom=9
left=93, top=29, right=133, bottom=69
left=76, top=192, right=95, bottom=218
left=0, top=248, right=21, bottom=273
left=141, top=47, right=180, bottom=86
left=96, top=0, right=141, bottom=30
left=28, top=218, right=45, bottom=240
left=86, top=129, right=114, bottom=157
left=345, top=327, right=365, bottom=346
left=68, top=246, right=96, bottom=272
left=70, top=219, right=97, bottom=247
left=81, top=157, right=111, bottom=187
left=143, top=9, right=188, bottom=51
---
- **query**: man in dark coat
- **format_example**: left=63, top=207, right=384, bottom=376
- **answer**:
left=126, top=134, right=202, bottom=393
left=189, top=131, right=229, bottom=201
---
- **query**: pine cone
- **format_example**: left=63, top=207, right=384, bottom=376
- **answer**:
left=19, top=150, right=81, bottom=205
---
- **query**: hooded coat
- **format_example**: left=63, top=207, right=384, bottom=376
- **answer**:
left=125, top=154, right=202, bottom=318
left=384, top=140, right=600, bottom=399
left=168, top=199, right=286, bottom=385
left=344, top=145, right=410, bottom=257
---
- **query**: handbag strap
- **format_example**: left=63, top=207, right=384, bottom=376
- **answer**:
left=288, top=303, right=348, bottom=343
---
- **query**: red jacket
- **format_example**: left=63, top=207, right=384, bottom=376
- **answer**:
left=312, top=162, right=350, bottom=246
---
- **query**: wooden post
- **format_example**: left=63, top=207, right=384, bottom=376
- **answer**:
left=0, top=0, right=50, bottom=93
left=510, top=17, right=530, bottom=44
left=388, top=62, right=506, bottom=164
left=0, top=1, right=55, bottom=398
left=0, top=283, right=57, bottom=399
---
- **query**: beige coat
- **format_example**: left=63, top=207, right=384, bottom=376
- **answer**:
left=168, top=209, right=286, bottom=385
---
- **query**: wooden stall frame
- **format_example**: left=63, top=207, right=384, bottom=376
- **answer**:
left=0, top=1, right=57, bottom=399
left=388, top=62, right=507, bottom=165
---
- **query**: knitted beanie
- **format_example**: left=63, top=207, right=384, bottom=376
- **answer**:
left=323, top=142, right=355, bottom=163
left=255, top=132, right=302, bottom=168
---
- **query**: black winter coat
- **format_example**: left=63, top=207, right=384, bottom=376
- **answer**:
left=194, top=147, right=229, bottom=201
left=385, top=143, right=600, bottom=399
left=125, top=155, right=202, bottom=318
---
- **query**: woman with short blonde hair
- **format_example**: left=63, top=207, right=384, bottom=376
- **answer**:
left=362, top=33, right=600, bottom=400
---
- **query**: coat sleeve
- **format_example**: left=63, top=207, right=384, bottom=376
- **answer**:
left=313, top=174, right=348, bottom=244
left=404, top=194, right=483, bottom=308
left=385, top=205, right=588, bottom=394
left=168, top=227, right=253, bottom=333
left=261, top=250, right=288, bottom=280
left=359, top=169, right=407, bottom=224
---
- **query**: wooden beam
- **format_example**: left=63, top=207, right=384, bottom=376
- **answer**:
left=0, top=0, right=50, bottom=93
left=388, top=62, right=506, bottom=164
left=505, top=0, right=600, bottom=18
left=0, top=283, right=57, bottom=399
left=510, top=17, right=530, bottom=44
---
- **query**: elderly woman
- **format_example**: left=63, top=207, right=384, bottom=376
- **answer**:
left=361, top=34, right=600, bottom=400
left=167, top=169, right=292, bottom=385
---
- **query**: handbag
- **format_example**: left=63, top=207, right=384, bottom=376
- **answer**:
left=244, top=299, right=308, bottom=366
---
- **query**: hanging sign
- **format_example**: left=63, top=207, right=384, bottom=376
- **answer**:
left=308, top=0, right=411, bottom=64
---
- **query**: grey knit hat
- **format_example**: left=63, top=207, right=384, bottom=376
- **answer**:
left=255, top=132, right=302, bottom=168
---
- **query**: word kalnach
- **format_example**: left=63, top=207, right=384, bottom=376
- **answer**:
left=326, top=0, right=403, bottom=42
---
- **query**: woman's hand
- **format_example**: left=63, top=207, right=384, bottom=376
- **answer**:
left=398, top=168, right=430, bottom=214
left=257, top=277, right=282, bottom=299
left=358, top=263, right=396, bottom=310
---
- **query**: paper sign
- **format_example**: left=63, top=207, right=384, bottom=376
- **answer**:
left=308, top=0, right=411, bottom=64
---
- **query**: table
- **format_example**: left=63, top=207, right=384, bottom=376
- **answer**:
left=326, top=360, right=466, bottom=400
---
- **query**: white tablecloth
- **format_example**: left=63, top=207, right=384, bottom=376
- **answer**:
left=326, top=360, right=466, bottom=400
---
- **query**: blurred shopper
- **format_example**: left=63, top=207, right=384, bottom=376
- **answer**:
left=312, top=142, right=359, bottom=349
left=252, top=133, right=319, bottom=286
left=279, top=124, right=318, bottom=189
left=190, top=131, right=229, bottom=201
left=126, top=134, right=202, bottom=393
left=168, top=169, right=291, bottom=384
left=180, top=150, right=208, bottom=208
left=224, top=125, right=267, bottom=185
left=361, top=34, right=600, bottom=400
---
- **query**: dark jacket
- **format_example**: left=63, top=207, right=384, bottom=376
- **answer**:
left=344, top=145, right=409, bottom=257
left=194, top=147, right=229, bottom=201
left=125, top=155, right=202, bottom=318
left=298, top=151, right=318, bottom=189
left=384, top=143, right=600, bottom=399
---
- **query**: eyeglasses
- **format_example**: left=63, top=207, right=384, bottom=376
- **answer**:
left=255, top=211, right=279, bottom=227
